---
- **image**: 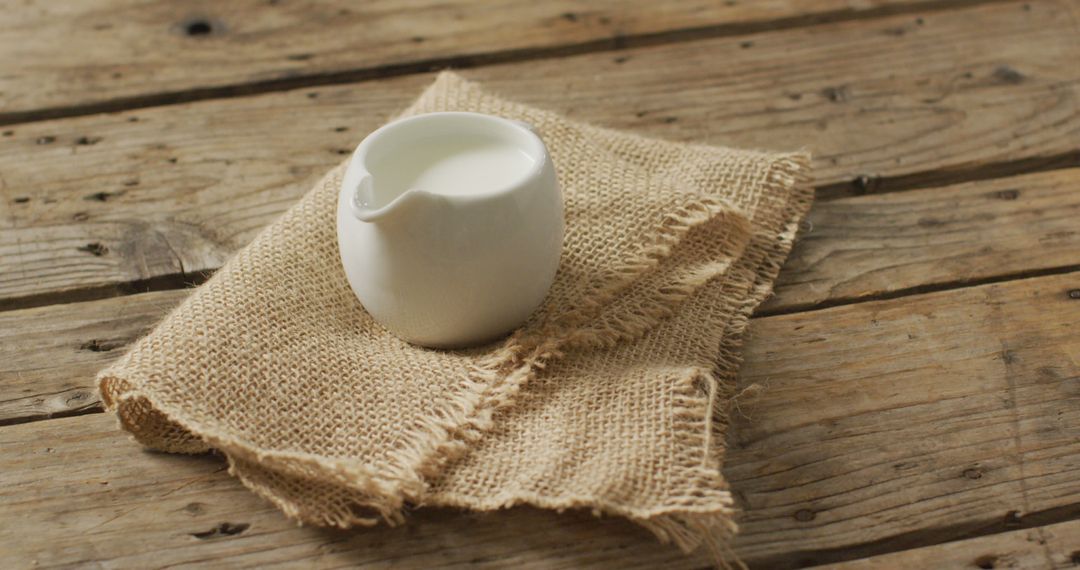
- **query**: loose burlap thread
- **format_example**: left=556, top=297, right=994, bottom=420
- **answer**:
left=99, top=72, right=812, bottom=566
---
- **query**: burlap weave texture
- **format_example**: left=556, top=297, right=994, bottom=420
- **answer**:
left=99, top=72, right=812, bottom=564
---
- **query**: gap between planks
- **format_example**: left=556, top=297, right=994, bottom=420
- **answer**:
left=0, top=0, right=1021, bottom=127
left=813, top=517, right=1080, bottom=569
left=758, top=261, right=1080, bottom=317
left=815, top=148, right=1080, bottom=200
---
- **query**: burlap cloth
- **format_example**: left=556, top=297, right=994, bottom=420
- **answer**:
left=99, top=72, right=812, bottom=566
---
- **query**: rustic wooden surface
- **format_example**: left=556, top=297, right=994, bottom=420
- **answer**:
left=2, top=0, right=1079, bottom=568
left=3, top=271, right=1079, bottom=569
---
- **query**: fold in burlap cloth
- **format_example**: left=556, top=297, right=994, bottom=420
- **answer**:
left=99, top=72, right=812, bottom=565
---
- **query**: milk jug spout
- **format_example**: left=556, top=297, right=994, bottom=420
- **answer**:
left=346, top=172, right=435, bottom=224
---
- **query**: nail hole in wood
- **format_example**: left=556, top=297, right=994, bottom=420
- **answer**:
left=822, top=85, right=850, bottom=103
left=1067, top=289, right=1080, bottom=300
left=974, top=554, right=997, bottom=569
left=81, top=339, right=124, bottom=352
left=185, top=20, right=213, bottom=36
left=76, top=136, right=103, bottom=146
left=13, top=196, right=29, bottom=203
left=963, top=468, right=982, bottom=479
left=85, top=190, right=122, bottom=202
left=77, top=242, right=109, bottom=256
left=36, top=136, right=56, bottom=145
left=191, top=522, right=250, bottom=539
left=852, top=174, right=881, bottom=194
left=66, top=391, right=90, bottom=405
left=993, top=65, right=1024, bottom=85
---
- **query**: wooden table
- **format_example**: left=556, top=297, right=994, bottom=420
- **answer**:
left=2, top=1, right=1079, bottom=568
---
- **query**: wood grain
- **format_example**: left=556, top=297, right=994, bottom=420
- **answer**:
left=0, top=0, right=941, bottom=123
left=2, top=270, right=1078, bottom=568
left=763, top=168, right=1080, bottom=313
left=2, top=1, right=1078, bottom=309
left=730, top=271, right=1080, bottom=566
left=818, top=519, right=1080, bottom=569
left=0, top=290, right=179, bottom=426
left=0, top=412, right=707, bottom=569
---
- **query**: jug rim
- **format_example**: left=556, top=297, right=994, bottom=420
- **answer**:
left=354, top=111, right=547, bottom=198
left=343, top=111, right=551, bottom=222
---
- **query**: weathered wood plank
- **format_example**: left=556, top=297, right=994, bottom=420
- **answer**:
left=763, top=168, right=1080, bottom=313
left=2, top=1, right=1078, bottom=308
left=2, top=271, right=1078, bottom=568
left=731, top=271, right=1080, bottom=566
left=818, top=519, right=1080, bottom=569
left=4, top=167, right=1080, bottom=422
left=0, top=290, right=178, bottom=426
left=0, top=0, right=940, bottom=123
left=0, top=412, right=706, bottom=569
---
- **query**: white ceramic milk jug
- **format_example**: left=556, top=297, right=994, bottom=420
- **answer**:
left=336, top=112, right=564, bottom=348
